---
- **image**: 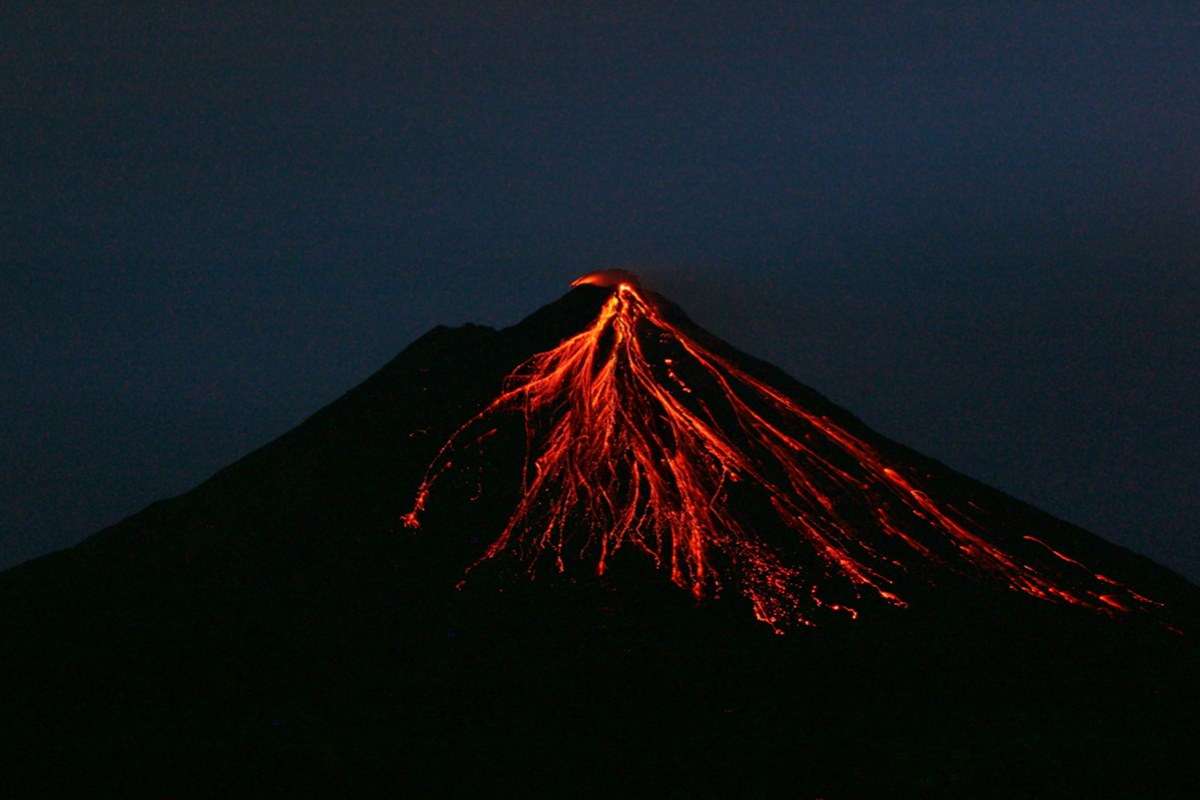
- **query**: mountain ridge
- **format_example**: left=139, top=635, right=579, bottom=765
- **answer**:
left=4, top=282, right=1194, bottom=628
left=16, top=283, right=1189, bottom=615
left=1, top=279, right=1196, bottom=795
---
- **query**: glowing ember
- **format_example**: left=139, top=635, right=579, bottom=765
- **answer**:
left=570, top=268, right=642, bottom=289
left=404, top=275, right=1163, bottom=631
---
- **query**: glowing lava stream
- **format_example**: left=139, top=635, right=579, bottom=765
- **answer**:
left=403, top=274, right=1162, bottom=631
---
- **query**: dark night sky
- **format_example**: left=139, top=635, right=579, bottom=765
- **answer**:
left=3, top=3, right=1198, bottom=579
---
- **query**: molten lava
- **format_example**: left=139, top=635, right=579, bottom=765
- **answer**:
left=404, top=275, right=1163, bottom=631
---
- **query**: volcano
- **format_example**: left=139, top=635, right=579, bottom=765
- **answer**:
left=2, top=275, right=1197, bottom=796
left=403, top=273, right=1176, bottom=632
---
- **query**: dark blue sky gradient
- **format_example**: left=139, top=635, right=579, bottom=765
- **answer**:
left=3, top=3, right=1198, bottom=577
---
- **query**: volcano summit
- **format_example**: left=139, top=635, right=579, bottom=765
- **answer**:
left=1, top=274, right=1196, bottom=795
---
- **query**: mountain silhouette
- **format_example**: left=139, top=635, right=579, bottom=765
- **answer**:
left=2, top=277, right=1196, bottom=797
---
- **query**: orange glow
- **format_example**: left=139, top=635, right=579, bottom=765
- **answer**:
left=570, top=268, right=642, bottom=289
left=404, top=277, right=1165, bottom=630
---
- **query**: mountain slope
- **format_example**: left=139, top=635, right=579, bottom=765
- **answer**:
left=1, top=281, right=1196, bottom=796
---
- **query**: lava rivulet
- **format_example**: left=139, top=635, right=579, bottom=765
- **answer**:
left=403, top=277, right=1162, bottom=630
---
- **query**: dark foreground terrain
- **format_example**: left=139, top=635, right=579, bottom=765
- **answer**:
left=3, top=286, right=1196, bottom=797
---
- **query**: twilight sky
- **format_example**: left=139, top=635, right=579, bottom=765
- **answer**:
left=3, top=2, right=1198, bottom=579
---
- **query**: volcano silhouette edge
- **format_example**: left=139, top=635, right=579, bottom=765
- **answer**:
left=1, top=282, right=1196, bottom=796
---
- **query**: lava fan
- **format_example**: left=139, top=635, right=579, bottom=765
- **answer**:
left=403, top=272, right=1166, bottom=631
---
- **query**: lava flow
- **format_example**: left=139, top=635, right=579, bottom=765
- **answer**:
left=403, top=273, right=1163, bottom=631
